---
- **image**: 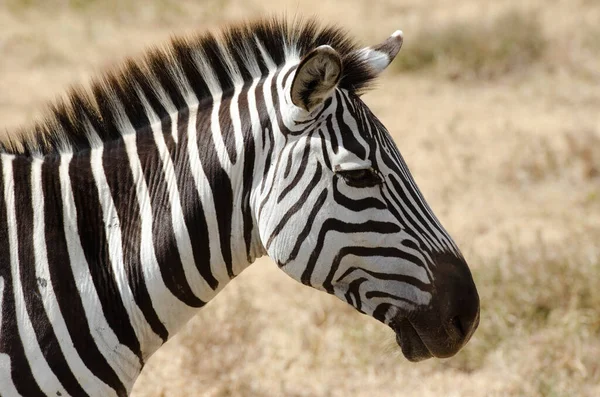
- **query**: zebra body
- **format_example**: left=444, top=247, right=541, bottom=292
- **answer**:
left=0, top=19, right=479, bottom=396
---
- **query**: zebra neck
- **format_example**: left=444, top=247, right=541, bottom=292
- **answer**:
left=0, top=100, right=267, bottom=393
left=90, top=96, right=267, bottom=355
left=0, top=70, right=278, bottom=393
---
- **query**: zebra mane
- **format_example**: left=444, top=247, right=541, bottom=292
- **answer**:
left=2, top=17, right=377, bottom=156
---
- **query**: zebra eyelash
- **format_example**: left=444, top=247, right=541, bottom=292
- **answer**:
left=335, top=168, right=383, bottom=188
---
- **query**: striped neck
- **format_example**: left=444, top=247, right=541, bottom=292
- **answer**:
left=70, top=77, right=274, bottom=354
left=0, top=67, right=289, bottom=393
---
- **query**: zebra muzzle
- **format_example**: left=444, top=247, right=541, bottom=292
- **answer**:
left=393, top=318, right=433, bottom=362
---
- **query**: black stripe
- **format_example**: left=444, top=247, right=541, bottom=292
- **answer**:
left=239, top=85, right=257, bottom=262
left=387, top=174, right=440, bottom=249
left=346, top=277, right=368, bottom=312
left=283, top=137, right=301, bottom=179
left=103, top=143, right=169, bottom=342
left=222, top=29, right=256, bottom=82
left=318, top=129, right=332, bottom=171
left=270, top=69, right=293, bottom=138
left=365, top=291, right=415, bottom=306
left=281, top=65, right=297, bottom=89
left=372, top=303, right=393, bottom=323
left=266, top=163, right=322, bottom=249
left=257, top=128, right=289, bottom=220
left=69, top=154, right=143, bottom=364
left=195, top=107, right=235, bottom=278
left=323, top=246, right=429, bottom=294
left=281, top=188, right=328, bottom=266
left=324, top=113, right=338, bottom=154
left=0, top=158, right=46, bottom=397
left=376, top=170, right=436, bottom=250
left=332, top=177, right=387, bottom=211
left=370, top=110, right=451, bottom=249
left=260, top=83, right=276, bottom=193
left=276, top=136, right=312, bottom=204
left=172, top=38, right=213, bottom=109
left=335, top=91, right=366, bottom=159
left=13, top=158, right=90, bottom=396
left=395, top=169, right=453, bottom=250
left=300, top=219, right=401, bottom=286
left=147, top=55, right=189, bottom=112
left=306, top=97, right=333, bottom=124
left=167, top=108, right=219, bottom=289
left=336, top=266, right=430, bottom=292
left=135, top=133, right=205, bottom=307
left=202, top=34, right=235, bottom=89
left=219, top=96, right=237, bottom=164
left=43, top=158, right=127, bottom=396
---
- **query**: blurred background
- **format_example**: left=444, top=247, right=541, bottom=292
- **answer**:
left=1, top=0, right=599, bottom=396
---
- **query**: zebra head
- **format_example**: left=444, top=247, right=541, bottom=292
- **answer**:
left=254, top=30, right=479, bottom=362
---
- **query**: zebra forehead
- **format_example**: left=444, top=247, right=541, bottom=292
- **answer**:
left=2, top=17, right=379, bottom=157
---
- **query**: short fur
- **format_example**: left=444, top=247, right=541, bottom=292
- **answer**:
left=2, top=18, right=377, bottom=156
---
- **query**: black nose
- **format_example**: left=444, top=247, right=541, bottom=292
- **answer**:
left=447, top=298, right=480, bottom=341
left=433, top=252, right=480, bottom=345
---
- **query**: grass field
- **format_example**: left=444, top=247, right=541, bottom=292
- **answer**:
left=1, top=0, right=599, bottom=396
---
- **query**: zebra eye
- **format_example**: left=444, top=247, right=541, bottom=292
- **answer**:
left=336, top=168, right=383, bottom=188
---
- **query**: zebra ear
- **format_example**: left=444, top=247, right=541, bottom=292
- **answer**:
left=291, top=45, right=342, bottom=112
left=357, top=30, right=404, bottom=74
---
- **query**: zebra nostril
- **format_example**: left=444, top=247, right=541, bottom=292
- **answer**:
left=450, top=315, right=465, bottom=338
left=431, top=253, right=480, bottom=345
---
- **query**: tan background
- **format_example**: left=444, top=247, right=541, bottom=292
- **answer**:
left=1, top=0, right=599, bottom=396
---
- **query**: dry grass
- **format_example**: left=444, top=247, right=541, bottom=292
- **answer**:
left=394, top=10, right=547, bottom=80
left=4, top=0, right=187, bottom=16
left=502, top=126, right=600, bottom=184
left=1, top=0, right=600, bottom=396
left=441, top=237, right=600, bottom=373
left=133, top=237, right=600, bottom=396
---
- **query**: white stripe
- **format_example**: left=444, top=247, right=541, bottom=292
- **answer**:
left=337, top=94, right=372, bottom=165
left=90, top=147, right=164, bottom=359
left=228, top=80, right=252, bottom=271
left=235, top=76, right=264, bottom=269
left=238, top=40, right=262, bottom=79
left=209, top=95, right=231, bottom=166
left=59, top=153, right=139, bottom=386
left=167, top=60, right=231, bottom=286
left=246, top=77, right=262, bottom=161
left=230, top=82, right=245, bottom=162
left=2, top=154, right=67, bottom=396
left=144, top=101, right=216, bottom=300
left=379, top=130, right=456, bottom=253
left=31, top=157, right=118, bottom=396
left=0, top=275, right=21, bottom=397
left=184, top=106, right=230, bottom=286
left=190, top=49, right=243, bottom=277
left=216, top=40, right=244, bottom=86
left=190, top=48, right=222, bottom=99
left=255, top=67, right=282, bottom=200
left=157, top=53, right=252, bottom=287
left=400, top=173, right=458, bottom=253
left=255, top=37, right=277, bottom=72
left=122, top=134, right=198, bottom=333
left=166, top=60, right=200, bottom=116
left=275, top=62, right=299, bottom=131
left=144, top=72, right=180, bottom=144
left=384, top=175, right=445, bottom=252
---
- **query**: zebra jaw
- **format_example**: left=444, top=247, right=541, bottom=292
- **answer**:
left=392, top=318, right=433, bottom=362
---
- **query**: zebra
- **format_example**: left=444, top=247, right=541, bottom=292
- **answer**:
left=0, top=18, right=479, bottom=396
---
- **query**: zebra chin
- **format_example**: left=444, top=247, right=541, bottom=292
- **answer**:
left=389, top=310, right=480, bottom=362
left=392, top=318, right=433, bottom=362
left=385, top=253, right=481, bottom=362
